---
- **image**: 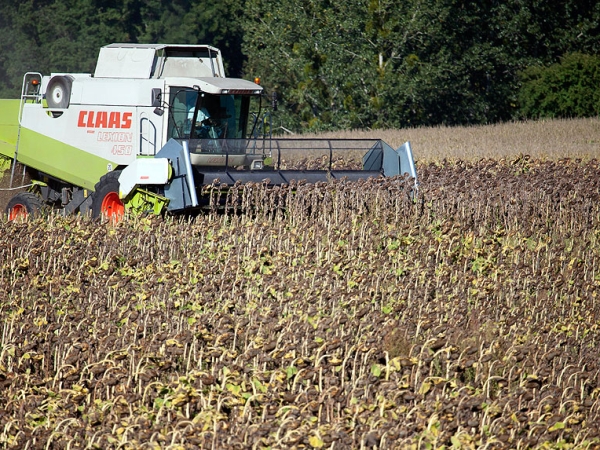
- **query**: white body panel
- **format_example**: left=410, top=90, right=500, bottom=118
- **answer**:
left=73, top=77, right=163, bottom=107
left=22, top=83, right=164, bottom=164
left=21, top=103, right=138, bottom=165
left=119, top=158, right=170, bottom=198
left=162, top=77, right=263, bottom=95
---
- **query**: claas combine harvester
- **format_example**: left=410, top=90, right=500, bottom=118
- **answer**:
left=0, top=43, right=417, bottom=219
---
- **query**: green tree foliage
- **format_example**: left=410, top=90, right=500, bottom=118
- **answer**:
left=0, top=0, right=245, bottom=98
left=242, top=0, right=519, bottom=130
left=242, top=0, right=600, bottom=131
left=375, top=0, right=517, bottom=127
left=518, top=53, right=600, bottom=119
left=242, top=0, right=374, bottom=131
left=0, top=0, right=135, bottom=97
left=0, top=0, right=598, bottom=128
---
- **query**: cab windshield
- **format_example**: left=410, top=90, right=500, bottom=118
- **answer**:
left=168, top=88, right=251, bottom=141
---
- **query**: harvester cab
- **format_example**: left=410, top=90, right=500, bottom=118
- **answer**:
left=0, top=43, right=417, bottom=219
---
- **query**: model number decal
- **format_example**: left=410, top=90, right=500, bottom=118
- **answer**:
left=77, top=111, right=132, bottom=129
left=97, top=132, right=133, bottom=143
left=111, top=145, right=133, bottom=156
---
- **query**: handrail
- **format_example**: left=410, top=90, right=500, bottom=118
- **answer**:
left=18, top=72, right=43, bottom=125
left=11, top=72, right=43, bottom=187
left=139, top=117, right=157, bottom=155
left=178, top=137, right=389, bottom=172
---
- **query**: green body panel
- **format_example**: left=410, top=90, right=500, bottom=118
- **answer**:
left=18, top=128, right=114, bottom=191
left=0, top=157, right=10, bottom=183
left=0, top=99, right=20, bottom=159
left=1, top=99, right=113, bottom=190
left=127, top=189, right=169, bottom=215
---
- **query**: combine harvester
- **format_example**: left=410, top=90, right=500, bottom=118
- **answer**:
left=0, top=43, right=417, bottom=219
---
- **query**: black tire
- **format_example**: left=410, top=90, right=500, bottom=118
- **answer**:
left=6, top=192, right=45, bottom=220
left=91, top=171, right=124, bottom=219
left=46, top=76, right=73, bottom=109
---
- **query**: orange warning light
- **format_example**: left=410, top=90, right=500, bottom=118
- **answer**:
left=254, top=77, right=261, bottom=85
left=31, top=78, right=40, bottom=85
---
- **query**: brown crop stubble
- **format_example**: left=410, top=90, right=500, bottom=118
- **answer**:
left=1, top=157, right=600, bottom=448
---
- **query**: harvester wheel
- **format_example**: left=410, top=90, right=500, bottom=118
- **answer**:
left=91, top=171, right=125, bottom=220
left=6, top=192, right=45, bottom=220
left=46, top=76, right=73, bottom=109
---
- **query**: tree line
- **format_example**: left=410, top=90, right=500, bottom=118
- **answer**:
left=0, top=0, right=598, bottom=132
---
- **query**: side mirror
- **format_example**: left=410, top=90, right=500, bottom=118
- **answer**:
left=151, top=88, right=162, bottom=107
